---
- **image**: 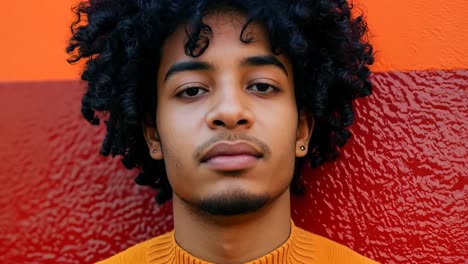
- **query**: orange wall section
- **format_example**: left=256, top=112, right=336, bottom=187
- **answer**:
left=361, top=0, right=467, bottom=72
left=0, top=1, right=79, bottom=82
left=0, top=0, right=466, bottom=82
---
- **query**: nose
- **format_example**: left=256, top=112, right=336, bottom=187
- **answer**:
left=205, top=87, right=254, bottom=130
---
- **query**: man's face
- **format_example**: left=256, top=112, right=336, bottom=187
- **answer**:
left=145, top=12, right=311, bottom=216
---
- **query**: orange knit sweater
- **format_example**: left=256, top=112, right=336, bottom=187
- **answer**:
left=96, top=222, right=378, bottom=264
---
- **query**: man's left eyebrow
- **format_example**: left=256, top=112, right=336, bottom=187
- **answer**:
left=241, top=55, right=288, bottom=76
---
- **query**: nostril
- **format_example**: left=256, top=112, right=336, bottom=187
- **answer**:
left=237, top=119, right=248, bottom=125
left=213, top=120, right=224, bottom=126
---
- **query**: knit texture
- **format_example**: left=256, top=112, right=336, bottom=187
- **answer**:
left=96, top=222, right=378, bottom=264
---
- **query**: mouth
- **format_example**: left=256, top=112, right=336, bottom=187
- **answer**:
left=200, top=142, right=263, bottom=171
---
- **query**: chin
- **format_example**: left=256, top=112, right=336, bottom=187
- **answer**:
left=194, top=190, right=271, bottom=216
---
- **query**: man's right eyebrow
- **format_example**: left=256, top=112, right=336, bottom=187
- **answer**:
left=164, top=61, right=212, bottom=82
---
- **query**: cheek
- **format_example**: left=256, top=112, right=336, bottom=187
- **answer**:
left=258, top=100, right=298, bottom=173
left=261, top=100, right=298, bottom=145
left=272, top=101, right=298, bottom=150
left=156, top=102, right=205, bottom=181
left=156, top=101, right=200, bottom=146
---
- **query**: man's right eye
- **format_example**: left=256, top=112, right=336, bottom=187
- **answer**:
left=177, top=87, right=208, bottom=98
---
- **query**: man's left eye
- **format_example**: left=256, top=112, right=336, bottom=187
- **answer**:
left=247, top=83, right=278, bottom=93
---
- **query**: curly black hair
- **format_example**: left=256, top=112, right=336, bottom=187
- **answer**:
left=67, top=0, right=374, bottom=204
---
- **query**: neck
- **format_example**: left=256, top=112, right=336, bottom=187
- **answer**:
left=172, top=189, right=291, bottom=264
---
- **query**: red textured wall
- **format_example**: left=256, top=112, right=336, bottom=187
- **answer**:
left=1, top=1, right=467, bottom=263
left=1, top=71, right=466, bottom=263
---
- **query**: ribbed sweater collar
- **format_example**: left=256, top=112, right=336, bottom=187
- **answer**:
left=147, top=221, right=308, bottom=264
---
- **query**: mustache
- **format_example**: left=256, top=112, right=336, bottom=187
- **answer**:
left=193, top=132, right=271, bottom=161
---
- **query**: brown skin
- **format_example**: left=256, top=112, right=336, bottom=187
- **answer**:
left=144, top=12, right=313, bottom=263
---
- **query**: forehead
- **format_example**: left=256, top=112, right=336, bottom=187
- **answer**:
left=159, top=11, right=272, bottom=63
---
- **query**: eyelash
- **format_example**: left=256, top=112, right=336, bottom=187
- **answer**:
left=176, top=87, right=208, bottom=98
left=176, top=82, right=280, bottom=98
left=247, top=83, right=280, bottom=93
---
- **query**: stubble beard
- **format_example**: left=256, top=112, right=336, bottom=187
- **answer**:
left=180, top=189, right=271, bottom=216
left=199, top=191, right=270, bottom=216
left=177, top=180, right=293, bottom=217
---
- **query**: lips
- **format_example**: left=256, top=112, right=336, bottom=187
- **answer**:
left=200, top=142, right=263, bottom=171
left=201, top=142, right=263, bottom=162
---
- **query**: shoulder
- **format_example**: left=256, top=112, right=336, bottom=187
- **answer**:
left=294, top=226, right=379, bottom=264
left=95, top=231, right=174, bottom=264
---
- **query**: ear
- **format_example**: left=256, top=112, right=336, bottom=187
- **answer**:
left=296, top=111, right=314, bottom=158
left=142, top=122, right=164, bottom=160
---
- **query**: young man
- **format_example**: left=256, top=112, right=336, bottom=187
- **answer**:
left=67, top=0, right=376, bottom=263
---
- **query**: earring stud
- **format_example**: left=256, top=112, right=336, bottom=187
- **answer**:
left=300, top=145, right=306, bottom=151
left=152, top=149, right=158, bottom=154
